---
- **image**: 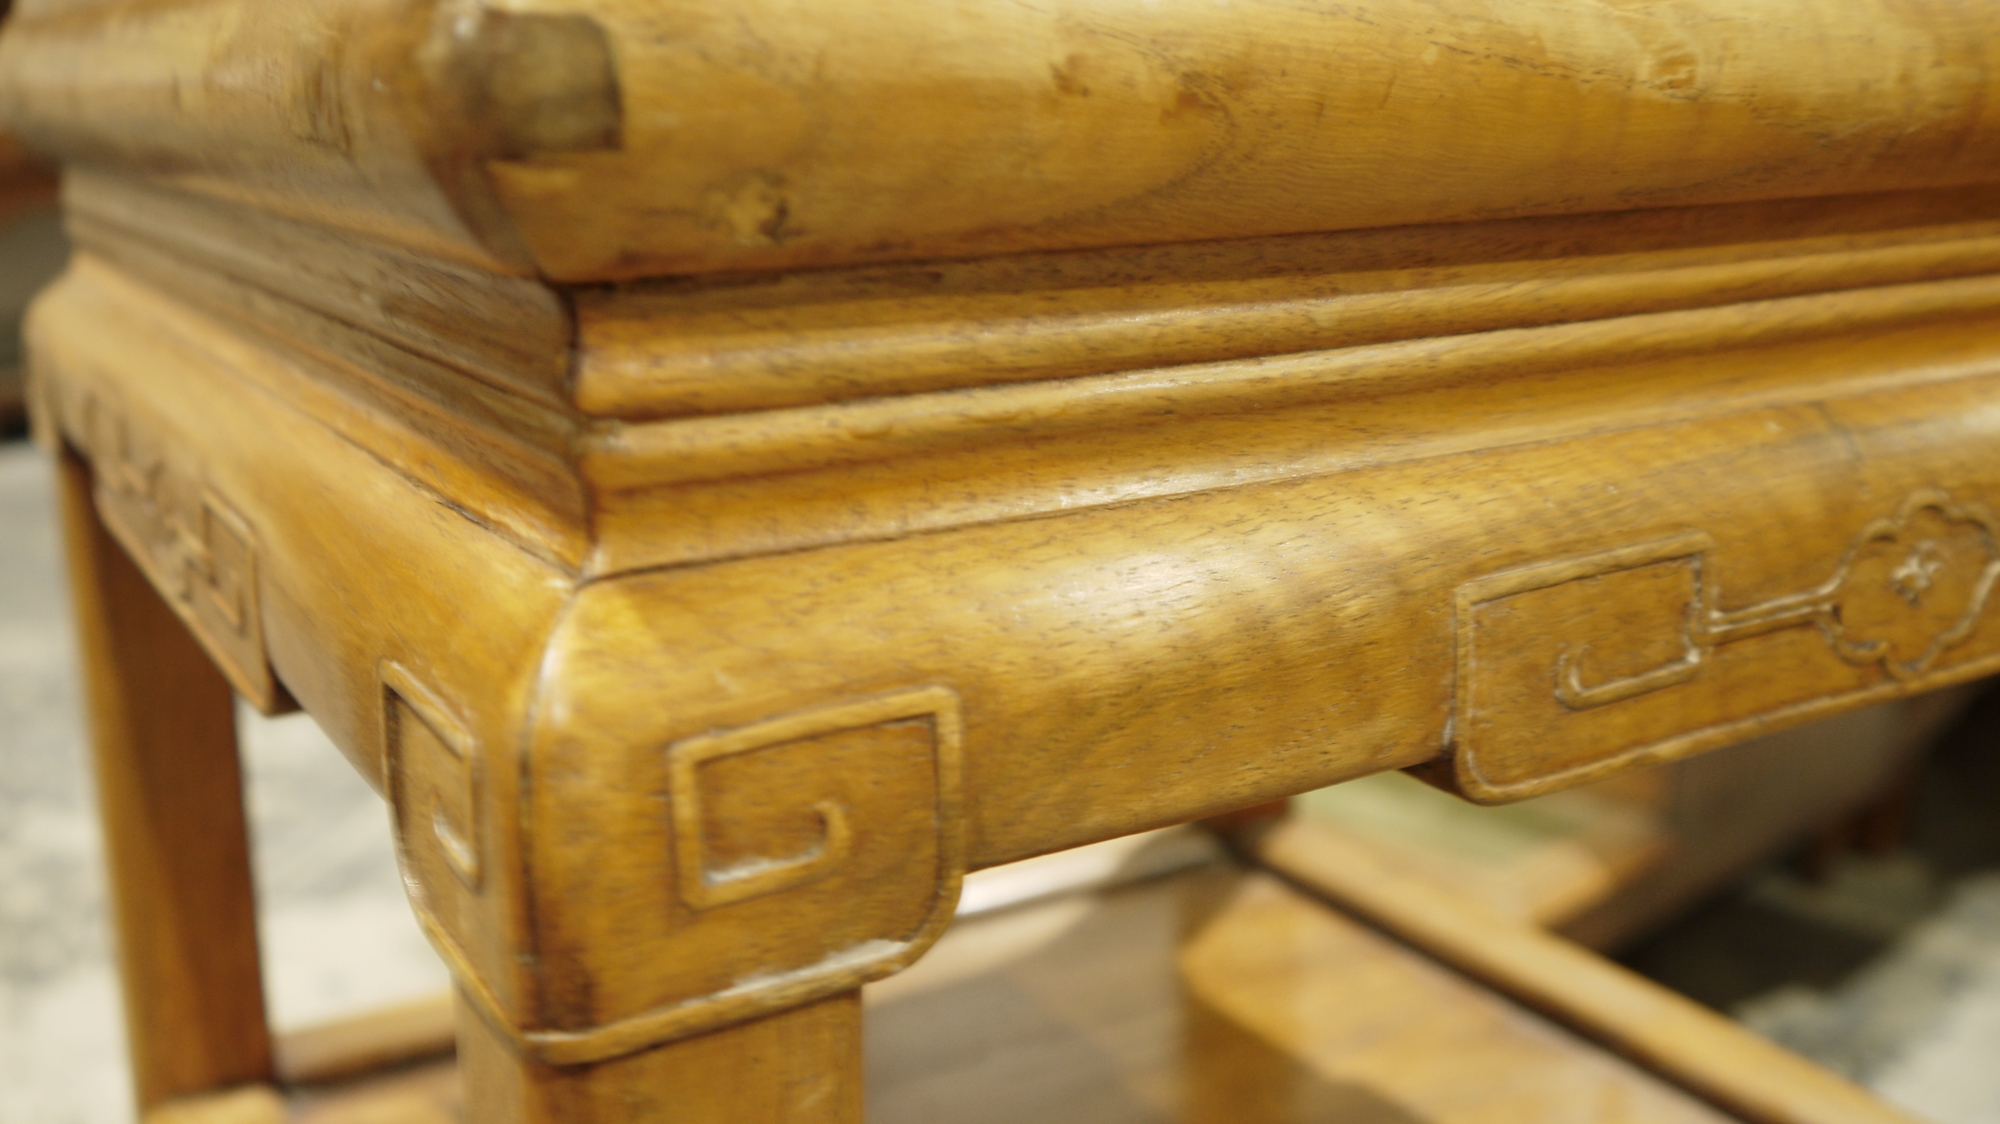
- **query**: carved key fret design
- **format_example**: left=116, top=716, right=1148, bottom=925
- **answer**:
left=1549, top=489, right=2000, bottom=707
left=666, top=686, right=962, bottom=913
left=412, top=686, right=967, bottom=1068
left=1450, top=489, right=2000, bottom=801
left=84, top=392, right=282, bottom=711
left=382, top=661, right=483, bottom=904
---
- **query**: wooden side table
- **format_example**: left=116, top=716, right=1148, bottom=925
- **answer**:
left=5, top=0, right=2000, bottom=1120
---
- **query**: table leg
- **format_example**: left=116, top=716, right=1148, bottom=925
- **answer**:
left=56, top=446, right=273, bottom=1113
left=457, top=987, right=862, bottom=1123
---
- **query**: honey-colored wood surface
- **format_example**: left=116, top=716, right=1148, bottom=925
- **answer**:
left=1249, top=818, right=1917, bottom=1124
left=1558, top=691, right=1968, bottom=949
left=143, top=1086, right=288, bottom=1124
left=5, top=0, right=2000, bottom=280
left=274, top=993, right=457, bottom=1088
left=288, top=1060, right=459, bottom=1124
left=12, top=1, right=2000, bottom=1118
left=1298, top=693, right=1963, bottom=946
left=137, top=858, right=1793, bottom=1124
left=570, top=191, right=2000, bottom=420
left=457, top=989, right=863, bottom=1124
left=143, top=1063, right=461, bottom=1124
left=28, top=222, right=2000, bottom=1113
left=38, top=176, right=2000, bottom=586
left=55, top=447, right=274, bottom=1113
left=873, top=860, right=1746, bottom=1124
left=1296, top=769, right=1675, bottom=931
left=261, top=826, right=1221, bottom=1105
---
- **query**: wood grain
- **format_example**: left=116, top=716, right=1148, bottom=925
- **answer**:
left=1250, top=817, right=1920, bottom=1124
left=65, top=171, right=571, bottom=406
left=872, top=859, right=1742, bottom=1124
left=55, top=446, right=273, bottom=1112
left=583, top=272, right=2000, bottom=487
left=458, top=989, right=862, bottom=1124
left=33, top=248, right=2000, bottom=1073
left=575, top=196, right=2000, bottom=418
left=16, top=0, right=2000, bottom=1115
left=33, top=260, right=575, bottom=1037
left=274, top=992, right=457, bottom=1088
left=7, top=0, right=2000, bottom=279
left=41, top=253, right=589, bottom=569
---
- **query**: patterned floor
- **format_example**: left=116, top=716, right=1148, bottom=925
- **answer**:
left=3, top=438, right=1998, bottom=1123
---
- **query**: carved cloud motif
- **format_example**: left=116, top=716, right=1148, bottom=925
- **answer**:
left=1450, top=489, right=2000, bottom=804
left=1818, top=491, right=2000, bottom=681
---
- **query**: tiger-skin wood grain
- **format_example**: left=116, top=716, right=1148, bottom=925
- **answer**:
left=5, top=0, right=2000, bottom=280
left=32, top=165, right=2000, bottom=582
left=31, top=260, right=572, bottom=1033
left=15, top=1, right=2000, bottom=1120
left=573, top=191, right=2000, bottom=419
left=32, top=244, right=2000, bottom=1087
left=31, top=200, right=2000, bottom=1124
left=47, top=182, right=2000, bottom=581
left=53, top=169, right=2000, bottom=425
left=581, top=302, right=2000, bottom=576
left=582, top=272, right=2000, bottom=484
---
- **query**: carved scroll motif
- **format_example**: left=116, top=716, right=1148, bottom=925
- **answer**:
left=84, top=393, right=282, bottom=711
left=420, top=686, right=979, bottom=1065
left=666, top=686, right=962, bottom=913
left=669, top=727, right=855, bottom=911
left=383, top=662, right=483, bottom=904
left=409, top=686, right=967, bottom=1067
left=1451, top=490, right=2000, bottom=801
left=1551, top=490, right=2000, bottom=705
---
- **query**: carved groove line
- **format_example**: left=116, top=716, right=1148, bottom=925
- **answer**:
left=1553, top=489, right=2000, bottom=710
left=415, top=687, right=967, bottom=1066
left=666, top=688, right=956, bottom=912
left=1449, top=489, right=2000, bottom=802
left=381, top=661, right=483, bottom=892
left=83, top=391, right=280, bottom=711
left=668, top=725, right=856, bottom=910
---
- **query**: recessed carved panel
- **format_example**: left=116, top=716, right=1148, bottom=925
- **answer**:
left=669, top=724, right=861, bottom=912
left=383, top=662, right=483, bottom=911
left=663, top=686, right=964, bottom=923
left=450, top=687, right=966, bottom=1066
left=83, top=392, right=282, bottom=711
left=1450, top=490, right=2000, bottom=801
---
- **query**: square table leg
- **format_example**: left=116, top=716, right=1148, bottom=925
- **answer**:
left=456, top=988, right=862, bottom=1124
left=55, top=445, right=273, bottom=1114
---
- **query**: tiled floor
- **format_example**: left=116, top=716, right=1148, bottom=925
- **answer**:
left=4, top=436, right=2000, bottom=1123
